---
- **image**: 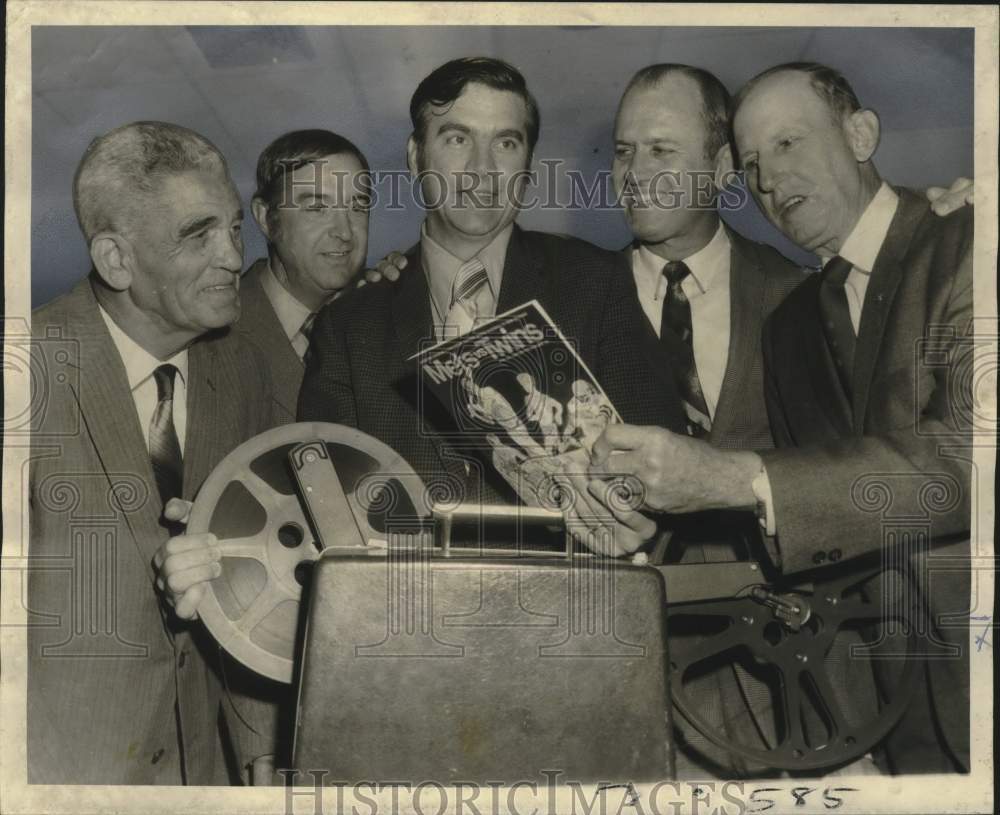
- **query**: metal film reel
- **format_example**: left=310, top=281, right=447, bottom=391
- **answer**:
left=667, top=563, right=921, bottom=771
left=187, top=422, right=428, bottom=682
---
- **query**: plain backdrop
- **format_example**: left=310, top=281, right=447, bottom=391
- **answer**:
left=31, top=25, right=974, bottom=306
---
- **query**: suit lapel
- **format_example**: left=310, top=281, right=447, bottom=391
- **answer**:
left=709, top=233, right=760, bottom=445
left=800, top=276, right=855, bottom=434
left=496, top=226, right=547, bottom=313
left=183, top=339, right=221, bottom=501
left=851, top=190, right=924, bottom=426
left=66, top=281, right=165, bottom=578
left=390, top=247, right=462, bottom=479
left=241, top=260, right=304, bottom=419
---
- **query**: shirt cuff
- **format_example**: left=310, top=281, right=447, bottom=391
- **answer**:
left=751, top=464, right=777, bottom=537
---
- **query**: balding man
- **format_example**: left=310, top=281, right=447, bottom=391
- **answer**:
left=593, top=62, right=974, bottom=774
left=28, top=121, right=273, bottom=784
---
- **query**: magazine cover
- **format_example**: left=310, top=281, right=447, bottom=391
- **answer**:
left=413, top=300, right=620, bottom=508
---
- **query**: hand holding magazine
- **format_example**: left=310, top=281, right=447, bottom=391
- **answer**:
left=412, top=300, right=622, bottom=512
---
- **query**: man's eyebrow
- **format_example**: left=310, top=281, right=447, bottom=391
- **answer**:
left=494, top=128, right=525, bottom=141
left=178, top=215, right=218, bottom=239
left=437, top=122, right=472, bottom=136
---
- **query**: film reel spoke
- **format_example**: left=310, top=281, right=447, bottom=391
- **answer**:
left=235, top=581, right=289, bottom=636
left=216, top=536, right=271, bottom=563
left=236, top=470, right=285, bottom=515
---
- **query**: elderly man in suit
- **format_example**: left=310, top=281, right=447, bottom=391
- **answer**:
left=298, top=56, right=687, bottom=553
left=593, top=62, right=974, bottom=774
left=28, top=121, right=273, bottom=784
left=240, top=129, right=371, bottom=423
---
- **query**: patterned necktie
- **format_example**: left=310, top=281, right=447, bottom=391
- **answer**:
left=444, top=258, right=491, bottom=337
left=149, top=364, right=183, bottom=507
left=818, top=255, right=856, bottom=397
left=660, top=260, right=711, bottom=436
left=300, top=311, right=317, bottom=365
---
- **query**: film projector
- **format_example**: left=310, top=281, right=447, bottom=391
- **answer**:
left=187, top=423, right=921, bottom=783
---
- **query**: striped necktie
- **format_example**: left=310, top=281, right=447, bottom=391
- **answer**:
left=818, top=255, right=856, bottom=397
left=660, top=260, right=711, bottom=437
left=149, top=363, right=183, bottom=507
left=444, top=258, right=491, bottom=337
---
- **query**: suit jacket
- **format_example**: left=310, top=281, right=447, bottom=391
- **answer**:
left=27, top=278, right=273, bottom=784
left=628, top=227, right=806, bottom=777
left=761, top=188, right=974, bottom=772
left=238, top=258, right=304, bottom=425
left=299, top=225, right=688, bottom=506
left=628, top=226, right=805, bottom=453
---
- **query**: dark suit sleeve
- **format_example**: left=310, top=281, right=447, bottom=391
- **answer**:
left=296, top=301, right=359, bottom=426
left=594, top=254, right=688, bottom=433
left=760, top=249, right=973, bottom=574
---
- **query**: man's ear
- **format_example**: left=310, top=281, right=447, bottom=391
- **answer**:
left=846, top=109, right=880, bottom=163
left=406, top=134, right=419, bottom=177
left=251, top=197, right=272, bottom=242
left=712, top=143, right=735, bottom=191
left=89, top=232, right=133, bottom=292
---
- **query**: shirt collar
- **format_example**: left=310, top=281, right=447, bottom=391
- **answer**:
left=420, top=222, right=512, bottom=319
left=260, top=260, right=315, bottom=341
left=634, top=221, right=731, bottom=297
left=824, top=181, right=899, bottom=273
left=98, top=304, right=188, bottom=392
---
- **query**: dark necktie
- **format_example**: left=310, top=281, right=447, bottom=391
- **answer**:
left=149, top=364, right=183, bottom=507
left=660, top=261, right=711, bottom=436
left=301, top=312, right=317, bottom=365
left=818, top=255, right=856, bottom=397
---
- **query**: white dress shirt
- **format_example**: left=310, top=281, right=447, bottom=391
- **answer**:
left=632, top=222, right=732, bottom=419
left=818, top=182, right=900, bottom=334
left=421, top=223, right=513, bottom=340
left=99, top=305, right=188, bottom=451
left=259, top=261, right=315, bottom=360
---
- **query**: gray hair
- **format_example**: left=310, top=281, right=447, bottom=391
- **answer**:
left=73, top=121, right=228, bottom=242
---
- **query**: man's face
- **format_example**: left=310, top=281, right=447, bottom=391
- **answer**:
left=264, top=152, right=370, bottom=308
left=127, top=168, right=244, bottom=339
left=733, top=71, right=872, bottom=255
left=612, top=76, right=717, bottom=246
left=409, top=82, right=530, bottom=250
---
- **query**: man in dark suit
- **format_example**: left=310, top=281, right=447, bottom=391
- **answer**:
left=28, top=121, right=273, bottom=784
left=240, top=129, right=371, bottom=424
left=610, top=63, right=807, bottom=777
left=593, top=63, right=974, bottom=774
left=299, top=56, right=687, bottom=553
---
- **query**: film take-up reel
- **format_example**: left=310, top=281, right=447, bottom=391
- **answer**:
left=186, top=422, right=429, bottom=683
left=187, top=422, right=920, bottom=775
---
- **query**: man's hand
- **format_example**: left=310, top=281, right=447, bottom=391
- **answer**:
left=927, top=177, right=973, bottom=216
left=358, top=251, right=408, bottom=286
left=590, top=425, right=761, bottom=514
left=152, top=498, right=220, bottom=620
left=558, top=468, right=657, bottom=557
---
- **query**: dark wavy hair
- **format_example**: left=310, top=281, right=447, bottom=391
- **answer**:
left=409, top=57, right=540, bottom=156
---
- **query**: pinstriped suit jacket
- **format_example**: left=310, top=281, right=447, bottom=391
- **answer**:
left=238, top=259, right=304, bottom=426
left=299, top=225, right=688, bottom=503
left=27, top=278, right=273, bottom=784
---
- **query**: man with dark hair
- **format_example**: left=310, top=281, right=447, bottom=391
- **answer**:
left=28, top=121, right=274, bottom=784
left=593, top=62, right=974, bottom=775
left=241, top=129, right=371, bottom=423
left=299, top=56, right=687, bottom=553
